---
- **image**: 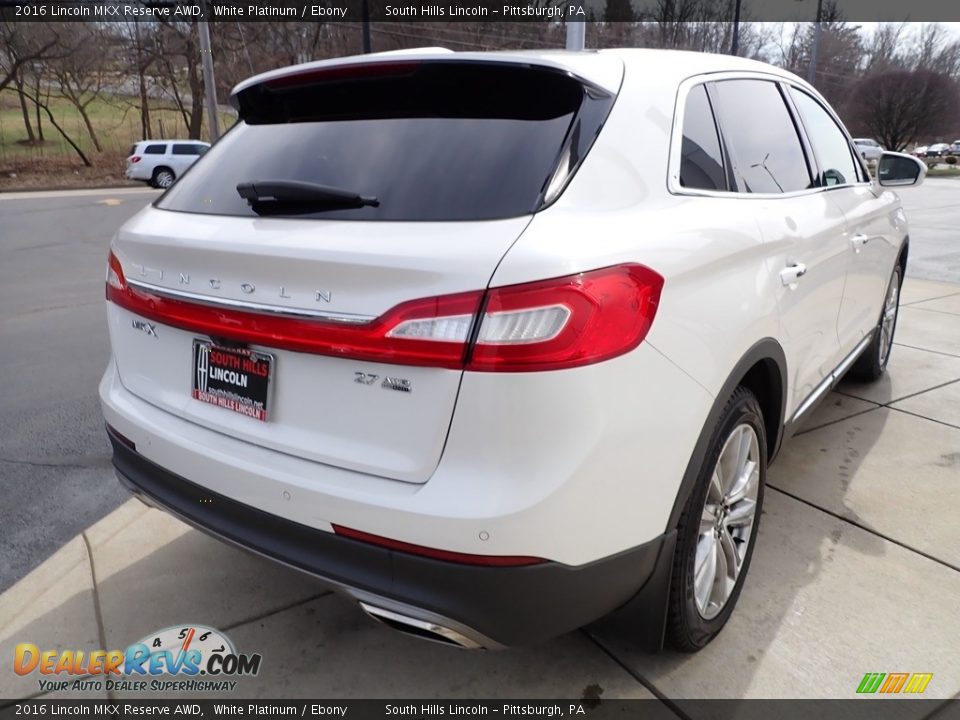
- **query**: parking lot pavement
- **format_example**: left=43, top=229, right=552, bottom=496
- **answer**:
left=1, top=274, right=958, bottom=703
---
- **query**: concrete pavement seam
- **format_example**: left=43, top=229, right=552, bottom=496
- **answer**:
left=832, top=377, right=960, bottom=409
left=887, top=406, right=960, bottom=433
left=580, top=629, right=688, bottom=717
left=765, top=486, right=960, bottom=574
left=899, top=306, right=960, bottom=318
left=901, top=292, right=960, bottom=307
left=80, top=532, right=114, bottom=702
left=220, top=591, right=334, bottom=634
left=793, top=404, right=883, bottom=437
left=891, top=342, right=960, bottom=360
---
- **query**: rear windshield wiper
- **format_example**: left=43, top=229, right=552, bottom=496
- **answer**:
left=236, top=180, right=379, bottom=213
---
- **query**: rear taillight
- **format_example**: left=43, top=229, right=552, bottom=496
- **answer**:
left=106, top=251, right=125, bottom=295
left=129, top=156, right=141, bottom=164
left=106, top=252, right=662, bottom=372
left=105, top=251, right=482, bottom=369
left=467, top=265, right=663, bottom=372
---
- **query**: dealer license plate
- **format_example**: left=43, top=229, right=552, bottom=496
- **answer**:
left=191, top=341, right=273, bottom=421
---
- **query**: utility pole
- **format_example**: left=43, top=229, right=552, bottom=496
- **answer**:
left=198, top=2, right=220, bottom=142
left=362, top=0, right=372, bottom=53
left=806, top=0, right=824, bottom=85
left=729, top=0, right=742, bottom=55
left=566, top=19, right=585, bottom=51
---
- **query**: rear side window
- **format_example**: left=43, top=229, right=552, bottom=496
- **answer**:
left=711, top=80, right=811, bottom=194
left=679, top=84, right=726, bottom=191
left=157, top=62, right=614, bottom=221
left=144, top=144, right=166, bottom=155
left=789, top=89, right=860, bottom=186
left=172, top=144, right=203, bottom=156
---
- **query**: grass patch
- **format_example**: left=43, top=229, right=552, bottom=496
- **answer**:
left=926, top=166, right=960, bottom=178
left=0, top=90, right=233, bottom=188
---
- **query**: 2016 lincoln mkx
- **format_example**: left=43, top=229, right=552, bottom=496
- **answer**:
left=100, top=49, right=926, bottom=651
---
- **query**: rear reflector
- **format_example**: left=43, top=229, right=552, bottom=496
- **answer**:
left=105, top=423, right=136, bottom=451
left=332, top=525, right=546, bottom=567
left=106, top=252, right=662, bottom=372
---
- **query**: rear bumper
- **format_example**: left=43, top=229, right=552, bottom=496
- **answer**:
left=107, top=427, right=670, bottom=648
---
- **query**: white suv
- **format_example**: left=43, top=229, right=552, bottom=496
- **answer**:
left=852, top=137, right=884, bottom=162
left=125, top=140, right=210, bottom=189
left=100, top=50, right=926, bottom=651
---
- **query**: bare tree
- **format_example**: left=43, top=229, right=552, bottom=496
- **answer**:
left=849, top=69, right=960, bottom=151
left=48, top=25, right=110, bottom=152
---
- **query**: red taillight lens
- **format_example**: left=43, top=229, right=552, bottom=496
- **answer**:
left=106, top=253, right=662, bottom=372
left=332, top=524, right=545, bottom=567
left=129, top=156, right=141, bottom=163
left=106, top=250, right=126, bottom=296
left=105, top=252, right=483, bottom=369
left=467, top=264, right=663, bottom=372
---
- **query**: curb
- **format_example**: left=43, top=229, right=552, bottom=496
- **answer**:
left=0, top=182, right=144, bottom=194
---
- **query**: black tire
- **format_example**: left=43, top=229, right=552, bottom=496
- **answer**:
left=152, top=167, right=176, bottom=189
left=849, top=263, right=902, bottom=382
left=667, top=386, right=767, bottom=652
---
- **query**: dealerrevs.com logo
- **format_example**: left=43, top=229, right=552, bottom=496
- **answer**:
left=14, top=624, right=262, bottom=694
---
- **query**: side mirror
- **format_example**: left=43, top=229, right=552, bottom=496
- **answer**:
left=875, top=151, right=927, bottom=189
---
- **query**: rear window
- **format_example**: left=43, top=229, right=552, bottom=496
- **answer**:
left=172, top=144, right=203, bottom=155
left=157, top=62, right=614, bottom=221
left=144, top=144, right=166, bottom=155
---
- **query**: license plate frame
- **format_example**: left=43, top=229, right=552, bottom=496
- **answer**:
left=191, top=340, right=274, bottom=422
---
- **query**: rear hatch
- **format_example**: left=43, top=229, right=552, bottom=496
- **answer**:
left=106, top=56, right=620, bottom=483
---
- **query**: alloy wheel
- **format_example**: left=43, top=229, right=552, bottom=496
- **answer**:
left=878, top=272, right=900, bottom=367
left=694, top=423, right=760, bottom=620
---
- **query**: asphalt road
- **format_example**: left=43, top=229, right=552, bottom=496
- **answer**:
left=0, top=179, right=957, bottom=593
left=0, top=188, right=161, bottom=592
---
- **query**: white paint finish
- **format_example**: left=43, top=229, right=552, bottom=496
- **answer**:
left=100, top=48, right=920, bottom=636
left=231, top=49, right=625, bottom=96
left=101, top=343, right=712, bottom=565
left=109, top=211, right=532, bottom=482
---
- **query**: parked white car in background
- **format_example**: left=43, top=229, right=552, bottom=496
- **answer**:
left=125, top=139, right=210, bottom=189
left=101, top=49, right=926, bottom=652
left=853, top=137, right=884, bottom=161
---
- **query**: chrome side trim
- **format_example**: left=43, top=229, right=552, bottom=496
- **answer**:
left=127, top=279, right=374, bottom=325
left=359, top=603, right=484, bottom=650
left=790, top=372, right=835, bottom=425
left=791, top=333, right=873, bottom=424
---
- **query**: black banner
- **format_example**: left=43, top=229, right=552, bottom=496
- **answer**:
left=3, top=0, right=960, bottom=22
left=1, top=700, right=959, bottom=720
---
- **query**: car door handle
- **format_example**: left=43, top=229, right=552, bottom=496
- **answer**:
left=780, top=263, right=808, bottom=286
left=851, top=233, right=870, bottom=251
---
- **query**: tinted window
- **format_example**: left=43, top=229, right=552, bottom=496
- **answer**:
left=711, top=80, right=810, bottom=194
left=790, top=89, right=860, bottom=186
left=679, top=85, right=726, bottom=191
left=158, top=63, right=613, bottom=221
left=172, top=144, right=203, bottom=156
left=144, top=144, right=166, bottom=155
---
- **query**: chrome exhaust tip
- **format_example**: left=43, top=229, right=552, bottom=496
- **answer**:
left=359, top=602, right=485, bottom=649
